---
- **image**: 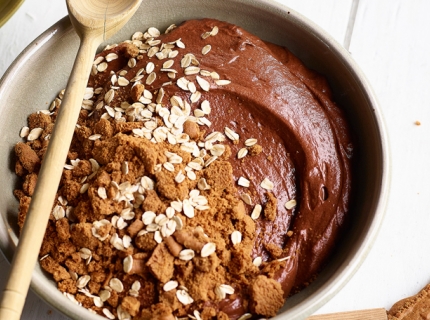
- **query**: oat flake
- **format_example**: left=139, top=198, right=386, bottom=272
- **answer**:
left=163, top=280, right=178, bottom=292
left=27, top=127, right=43, bottom=141
left=231, top=230, right=242, bottom=245
left=253, top=257, right=262, bottom=267
left=238, top=177, right=250, bottom=188
left=109, top=278, right=124, bottom=293
left=251, top=204, right=262, bottom=220
left=285, top=199, right=297, bottom=210
left=201, top=242, right=216, bottom=258
left=196, top=76, right=210, bottom=91
left=260, top=177, right=274, bottom=190
left=176, top=289, right=194, bottom=305
left=179, top=249, right=195, bottom=261
left=238, top=314, right=252, bottom=320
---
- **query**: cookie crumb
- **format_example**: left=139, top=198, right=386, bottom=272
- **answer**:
left=264, top=192, right=278, bottom=221
left=249, top=144, right=263, bottom=156
left=250, top=275, right=284, bottom=317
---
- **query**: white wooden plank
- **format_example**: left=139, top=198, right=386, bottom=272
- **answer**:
left=317, top=0, right=430, bottom=314
left=280, top=0, right=353, bottom=46
left=0, top=0, right=68, bottom=76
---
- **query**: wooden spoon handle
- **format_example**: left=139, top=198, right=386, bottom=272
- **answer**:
left=0, top=36, right=99, bottom=320
left=307, top=308, right=388, bottom=320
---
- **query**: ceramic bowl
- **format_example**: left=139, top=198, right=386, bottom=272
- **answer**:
left=0, top=0, right=390, bottom=319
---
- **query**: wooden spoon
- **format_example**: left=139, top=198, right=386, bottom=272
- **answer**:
left=0, top=0, right=142, bottom=318
left=307, top=308, right=388, bottom=320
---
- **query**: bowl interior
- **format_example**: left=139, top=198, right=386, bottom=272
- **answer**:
left=0, top=0, right=388, bottom=319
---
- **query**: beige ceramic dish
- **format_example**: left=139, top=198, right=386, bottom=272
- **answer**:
left=0, top=0, right=390, bottom=319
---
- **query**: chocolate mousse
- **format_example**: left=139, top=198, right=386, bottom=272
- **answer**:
left=14, top=19, right=353, bottom=319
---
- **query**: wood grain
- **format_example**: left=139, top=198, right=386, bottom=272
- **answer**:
left=307, top=308, right=388, bottom=320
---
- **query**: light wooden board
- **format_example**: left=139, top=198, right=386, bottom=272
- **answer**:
left=307, top=308, right=387, bottom=320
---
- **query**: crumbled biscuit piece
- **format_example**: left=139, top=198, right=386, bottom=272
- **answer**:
left=264, top=192, right=277, bottom=221
left=164, top=236, right=182, bottom=257
left=150, top=302, right=175, bottom=320
left=115, top=121, right=144, bottom=133
left=40, top=256, right=71, bottom=282
left=88, top=185, right=122, bottom=215
left=51, top=241, right=76, bottom=264
left=75, top=125, right=92, bottom=142
left=235, top=215, right=256, bottom=239
left=58, top=278, right=77, bottom=294
left=155, top=169, right=189, bottom=201
left=119, top=42, right=139, bottom=58
left=159, top=290, right=182, bottom=313
left=73, top=200, right=93, bottom=223
left=93, top=119, right=114, bottom=138
left=138, top=280, right=157, bottom=309
left=88, top=280, right=101, bottom=294
left=130, top=83, right=145, bottom=102
left=61, top=179, right=81, bottom=202
left=72, top=159, right=92, bottom=177
left=204, top=161, right=233, bottom=192
left=147, top=243, right=175, bottom=283
left=183, top=120, right=200, bottom=140
left=193, top=254, right=220, bottom=273
left=250, top=275, right=284, bottom=317
left=28, top=112, right=52, bottom=130
left=248, top=144, right=263, bottom=156
left=229, top=244, right=254, bottom=275
left=76, top=293, right=94, bottom=309
left=17, top=195, right=31, bottom=229
left=107, top=290, right=119, bottom=308
left=127, top=219, right=144, bottom=237
left=22, top=172, right=37, bottom=196
left=56, top=218, right=71, bottom=241
left=264, top=242, right=283, bottom=259
left=201, top=307, right=217, bottom=320
left=388, top=284, right=430, bottom=320
left=261, top=260, right=287, bottom=279
left=135, top=232, right=158, bottom=252
left=121, top=296, right=141, bottom=317
left=230, top=200, right=246, bottom=220
left=15, top=160, right=26, bottom=176
left=142, top=189, right=165, bottom=213
left=217, top=312, right=230, bottom=320
left=174, top=229, right=206, bottom=252
left=70, top=222, right=100, bottom=250
left=65, top=252, right=88, bottom=275
left=15, top=142, right=40, bottom=173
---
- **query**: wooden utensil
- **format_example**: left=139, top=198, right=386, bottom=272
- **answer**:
left=307, top=308, right=388, bottom=320
left=0, top=0, right=142, bottom=318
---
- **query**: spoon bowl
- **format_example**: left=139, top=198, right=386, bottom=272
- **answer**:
left=67, top=0, right=142, bottom=41
left=0, top=1, right=141, bottom=319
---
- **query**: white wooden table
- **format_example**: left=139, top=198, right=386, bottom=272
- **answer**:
left=1, top=0, right=429, bottom=318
